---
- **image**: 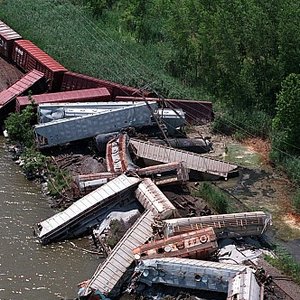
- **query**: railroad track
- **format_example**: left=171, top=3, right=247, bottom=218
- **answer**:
left=265, top=279, right=296, bottom=300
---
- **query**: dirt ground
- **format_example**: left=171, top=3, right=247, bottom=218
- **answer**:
left=0, top=56, right=23, bottom=92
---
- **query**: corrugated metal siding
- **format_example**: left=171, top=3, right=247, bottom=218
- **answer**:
left=88, top=210, right=154, bottom=295
left=13, top=40, right=67, bottom=72
left=60, top=71, right=153, bottom=99
left=34, top=102, right=157, bottom=148
left=130, top=139, right=238, bottom=178
left=16, top=87, right=111, bottom=111
left=0, top=20, right=22, bottom=59
left=0, top=70, right=44, bottom=108
left=135, top=178, right=176, bottom=219
left=0, top=21, right=22, bottom=40
left=37, top=175, right=141, bottom=239
left=163, top=211, right=272, bottom=238
left=12, top=40, right=67, bottom=91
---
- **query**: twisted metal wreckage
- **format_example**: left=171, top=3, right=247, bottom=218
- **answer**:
left=34, top=133, right=271, bottom=300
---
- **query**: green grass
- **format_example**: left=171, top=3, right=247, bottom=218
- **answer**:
left=194, top=182, right=241, bottom=214
left=265, top=247, right=300, bottom=285
left=0, top=0, right=208, bottom=99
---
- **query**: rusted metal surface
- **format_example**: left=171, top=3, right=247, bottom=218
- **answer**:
left=0, top=20, right=22, bottom=59
left=163, top=211, right=272, bottom=239
left=12, top=40, right=67, bottom=91
left=87, top=210, right=155, bottom=296
left=0, top=70, right=45, bottom=116
left=137, top=162, right=189, bottom=186
left=130, top=138, right=238, bottom=178
left=34, top=174, right=141, bottom=245
left=16, top=87, right=111, bottom=112
left=115, top=96, right=213, bottom=123
left=135, top=258, right=250, bottom=294
left=106, top=134, right=135, bottom=173
left=133, top=227, right=217, bottom=260
left=135, top=178, right=176, bottom=219
left=34, top=102, right=157, bottom=148
left=60, top=71, right=153, bottom=99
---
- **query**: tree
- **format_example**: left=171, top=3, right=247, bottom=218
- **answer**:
left=272, top=73, right=300, bottom=156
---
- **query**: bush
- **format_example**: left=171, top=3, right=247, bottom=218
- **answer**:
left=46, top=164, right=72, bottom=198
left=4, top=104, right=36, bottom=147
left=21, top=147, right=47, bottom=177
left=212, top=108, right=272, bottom=139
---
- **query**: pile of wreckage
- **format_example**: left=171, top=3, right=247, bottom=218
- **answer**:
left=26, top=91, right=273, bottom=300
left=31, top=121, right=272, bottom=300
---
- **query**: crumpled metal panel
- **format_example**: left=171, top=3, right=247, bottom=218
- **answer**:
left=227, top=268, right=261, bottom=300
left=130, top=138, right=238, bottom=178
left=87, top=210, right=155, bottom=296
left=135, top=258, right=248, bottom=293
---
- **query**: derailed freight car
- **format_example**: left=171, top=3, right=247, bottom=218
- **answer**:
left=0, top=70, right=46, bottom=120
left=12, top=40, right=67, bottom=91
left=0, top=20, right=22, bottom=59
left=162, top=211, right=272, bottom=238
left=16, top=87, right=111, bottom=112
left=60, top=71, right=154, bottom=99
left=34, top=102, right=157, bottom=148
left=133, top=227, right=217, bottom=260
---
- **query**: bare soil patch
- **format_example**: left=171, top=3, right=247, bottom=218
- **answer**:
left=0, top=57, right=23, bottom=92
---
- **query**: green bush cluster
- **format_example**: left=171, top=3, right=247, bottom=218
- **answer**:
left=212, top=109, right=272, bottom=139
left=4, top=104, right=35, bottom=147
left=46, top=164, right=72, bottom=198
left=21, top=147, right=47, bottom=177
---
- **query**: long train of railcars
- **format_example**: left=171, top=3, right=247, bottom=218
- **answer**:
left=0, top=19, right=213, bottom=124
left=0, top=20, right=149, bottom=96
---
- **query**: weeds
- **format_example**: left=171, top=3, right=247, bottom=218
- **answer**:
left=265, top=247, right=300, bottom=285
left=195, top=182, right=229, bottom=214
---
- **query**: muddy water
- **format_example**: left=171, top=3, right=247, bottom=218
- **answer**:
left=0, top=138, right=98, bottom=300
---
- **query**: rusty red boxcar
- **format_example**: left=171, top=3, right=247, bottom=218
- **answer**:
left=12, top=40, right=67, bottom=92
left=16, top=87, right=111, bottom=112
left=0, top=20, right=22, bottom=60
left=61, top=71, right=153, bottom=99
left=0, top=70, right=46, bottom=120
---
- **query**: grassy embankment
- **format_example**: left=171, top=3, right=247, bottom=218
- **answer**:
left=0, top=0, right=206, bottom=100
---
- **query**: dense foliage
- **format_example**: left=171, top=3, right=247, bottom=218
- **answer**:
left=272, top=74, right=300, bottom=157
left=4, top=104, right=35, bottom=147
